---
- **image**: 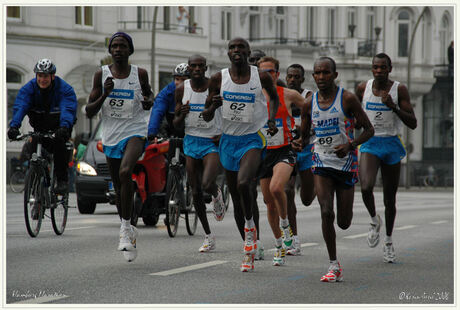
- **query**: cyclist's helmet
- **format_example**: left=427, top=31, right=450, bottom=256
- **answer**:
left=173, top=63, right=190, bottom=77
left=33, top=59, right=56, bottom=74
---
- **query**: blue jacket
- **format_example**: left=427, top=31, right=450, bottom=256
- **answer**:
left=148, top=81, right=176, bottom=136
left=10, top=76, right=78, bottom=129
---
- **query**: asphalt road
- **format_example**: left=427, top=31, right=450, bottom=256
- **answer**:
left=5, top=188, right=454, bottom=306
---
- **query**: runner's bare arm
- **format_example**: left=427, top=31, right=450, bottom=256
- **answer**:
left=299, top=95, right=312, bottom=149
left=86, top=70, right=112, bottom=118
left=138, top=68, right=154, bottom=110
left=285, top=88, right=307, bottom=116
left=260, top=71, right=280, bottom=135
left=202, top=72, right=222, bottom=122
left=386, top=84, right=417, bottom=129
left=172, top=83, right=189, bottom=129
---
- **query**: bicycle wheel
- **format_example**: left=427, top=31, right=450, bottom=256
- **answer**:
left=51, top=178, right=69, bottom=235
left=24, top=168, right=44, bottom=237
left=10, top=170, right=26, bottom=193
left=165, top=170, right=182, bottom=237
left=185, top=182, right=198, bottom=235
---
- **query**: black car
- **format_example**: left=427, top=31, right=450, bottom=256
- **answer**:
left=75, top=122, right=115, bottom=214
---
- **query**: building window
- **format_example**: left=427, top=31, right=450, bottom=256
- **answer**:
left=249, top=7, right=259, bottom=11
left=159, top=71, right=171, bottom=91
left=397, top=10, right=410, bottom=57
left=249, top=14, right=260, bottom=41
left=137, top=6, right=143, bottom=29
left=327, top=8, right=336, bottom=44
left=75, top=6, right=93, bottom=27
left=367, top=7, right=375, bottom=40
left=7, top=6, right=21, bottom=19
left=275, top=7, right=286, bottom=42
left=439, top=14, right=449, bottom=64
left=163, top=7, right=170, bottom=30
left=221, top=10, right=232, bottom=41
left=306, top=7, right=316, bottom=41
left=7, top=68, right=23, bottom=124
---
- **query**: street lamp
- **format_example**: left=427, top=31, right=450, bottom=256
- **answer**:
left=405, top=6, right=428, bottom=188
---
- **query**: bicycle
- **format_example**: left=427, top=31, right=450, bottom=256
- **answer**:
left=16, top=131, right=69, bottom=237
left=164, top=137, right=197, bottom=237
left=9, top=158, right=28, bottom=193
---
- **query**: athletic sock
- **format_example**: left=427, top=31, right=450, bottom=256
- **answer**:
left=330, top=260, right=339, bottom=268
left=121, top=218, right=130, bottom=229
left=384, top=235, right=392, bottom=244
left=293, top=235, right=299, bottom=243
left=275, top=237, right=283, bottom=248
left=280, top=217, right=289, bottom=228
left=371, top=215, right=379, bottom=224
left=245, top=217, right=255, bottom=229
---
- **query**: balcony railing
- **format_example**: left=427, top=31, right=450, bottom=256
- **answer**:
left=118, top=21, right=203, bottom=35
left=433, top=64, right=453, bottom=78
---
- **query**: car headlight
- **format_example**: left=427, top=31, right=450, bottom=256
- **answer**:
left=77, top=161, right=97, bottom=176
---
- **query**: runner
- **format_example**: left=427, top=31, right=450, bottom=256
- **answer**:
left=148, top=63, right=190, bottom=139
left=173, top=54, right=226, bottom=252
left=302, top=57, right=374, bottom=282
left=202, top=37, right=280, bottom=272
left=257, top=56, right=306, bottom=266
left=355, top=53, right=417, bottom=263
left=86, top=32, right=154, bottom=262
left=8, top=58, right=77, bottom=195
left=285, top=63, right=316, bottom=256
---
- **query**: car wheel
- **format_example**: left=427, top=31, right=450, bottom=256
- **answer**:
left=142, top=214, right=159, bottom=226
left=77, top=199, right=96, bottom=214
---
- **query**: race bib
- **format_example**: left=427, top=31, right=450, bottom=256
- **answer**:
left=314, top=125, right=346, bottom=155
left=222, top=91, right=254, bottom=123
left=365, top=101, right=393, bottom=132
left=186, top=103, right=210, bottom=129
left=104, top=89, right=135, bottom=119
left=263, top=118, right=284, bottom=147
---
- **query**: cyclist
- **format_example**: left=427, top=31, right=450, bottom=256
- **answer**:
left=86, top=32, right=154, bottom=262
left=257, top=56, right=306, bottom=266
left=173, top=54, right=226, bottom=252
left=148, top=63, right=190, bottom=140
left=8, top=58, right=77, bottom=195
left=286, top=63, right=316, bottom=256
left=202, top=37, right=280, bottom=272
left=355, top=53, right=417, bottom=263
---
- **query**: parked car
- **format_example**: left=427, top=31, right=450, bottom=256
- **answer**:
left=75, top=122, right=115, bottom=214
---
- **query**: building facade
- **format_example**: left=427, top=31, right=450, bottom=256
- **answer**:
left=6, top=6, right=454, bottom=185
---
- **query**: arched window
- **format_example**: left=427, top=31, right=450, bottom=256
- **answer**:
left=275, top=7, right=286, bottom=42
left=397, top=10, right=410, bottom=57
left=306, top=7, right=316, bottom=42
left=367, top=7, right=375, bottom=40
left=439, top=14, right=449, bottom=64
left=7, top=68, right=23, bottom=123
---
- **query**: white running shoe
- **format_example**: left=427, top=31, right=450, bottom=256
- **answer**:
left=272, top=246, right=286, bottom=266
left=123, top=249, right=137, bottom=262
left=254, top=241, right=264, bottom=260
left=281, top=225, right=294, bottom=251
left=287, top=237, right=301, bottom=256
left=383, top=242, right=396, bottom=263
left=212, top=188, right=226, bottom=221
left=367, top=214, right=382, bottom=248
left=240, top=253, right=254, bottom=272
left=199, top=235, right=216, bottom=252
left=118, top=225, right=138, bottom=252
left=320, top=263, right=343, bottom=282
left=243, top=227, right=257, bottom=255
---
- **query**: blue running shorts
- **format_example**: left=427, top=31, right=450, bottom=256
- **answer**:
left=103, top=135, right=148, bottom=159
left=219, top=131, right=266, bottom=172
left=296, top=143, right=314, bottom=171
left=359, top=136, right=406, bottom=165
left=183, top=134, right=218, bottom=160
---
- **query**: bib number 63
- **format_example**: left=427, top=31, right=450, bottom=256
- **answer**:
left=109, top=98, right=124, bottom=107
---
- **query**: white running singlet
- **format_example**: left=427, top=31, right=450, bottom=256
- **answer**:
left=362, top=79, right=401, bottom=137
left=101, top=65, right=149, bottom=146
left=312, top=87, right=357, bottom=172
left=220, top=65, right=267, bottom=136
left=183, top=79, right=222, bottom=138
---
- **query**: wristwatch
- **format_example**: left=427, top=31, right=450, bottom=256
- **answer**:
left=392, top=104, right=400, bottom=113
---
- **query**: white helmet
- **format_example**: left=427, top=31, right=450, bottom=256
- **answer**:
left=173, top=63, right=189, bottom=76
left=34, top=58, right=56, bottom=74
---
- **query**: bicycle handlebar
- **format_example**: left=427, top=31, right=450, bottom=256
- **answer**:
left=13, top=131, right=56, bottom=141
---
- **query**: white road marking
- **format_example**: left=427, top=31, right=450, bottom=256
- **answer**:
left=394, top=225, right=417, bottom=231
left=13, top=295, right=68, bottom=304
left=150, top=260, right=227, bottom=276
left=267, top=242, right=318, bottom=252
left=344, top=233, right=368, bottom=239
left=432, top=220, right=448, bottom=224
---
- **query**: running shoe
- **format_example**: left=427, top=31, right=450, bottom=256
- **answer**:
left=383, top=242, right=396, bottom=263
left=212, top=188, right=226, bottom=221
left=367, top=214, right=382, bottom=248
left=320, top=263, right=343, bottom=282
left=254, top=241, right=264, bottom=260
left=123, top=248, right=137, bottom=262
left=287, top=237, right=301, bottom=256
left=281, top=225, right=294, bottom=251
left=243, top=227, right=257, bottom=254
left=240, top=253, right=255, bottom=272
left=272, top=246, right=286, bottom=266
left=199, top=235, right=216, bottom=252
left=118, top=225, right=138, bottom=251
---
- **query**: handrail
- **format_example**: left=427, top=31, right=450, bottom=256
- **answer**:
left=117, top=21, right=203, bottom=35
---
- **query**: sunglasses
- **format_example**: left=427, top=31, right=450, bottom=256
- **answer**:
left=259, top=69, right=278, bottom=74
